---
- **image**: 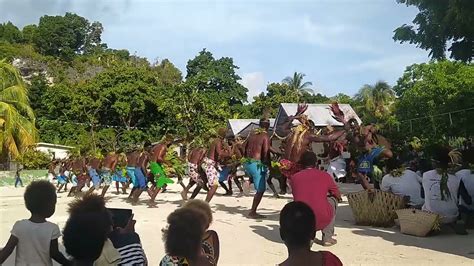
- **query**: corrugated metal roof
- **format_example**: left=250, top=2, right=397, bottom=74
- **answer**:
left=227, top=119, right=275, bottom=137
left=274, top=103, right=362, bottom=136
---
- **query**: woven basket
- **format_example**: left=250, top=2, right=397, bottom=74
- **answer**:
left=347, top=190, right=405, bottom=227
left=396, top=209, right=440, bottom=237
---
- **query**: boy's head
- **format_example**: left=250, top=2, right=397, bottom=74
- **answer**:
left=299, top=151, right=318, bottom=168
left=163, top=208, right=207, bottom=261
left=183, top=199, right=213, bottom=229
left=63, top=195, right=113, bottom=263
left=279, top=201, right=316, bottom=249
left=24, top=180, right=57, bottom=218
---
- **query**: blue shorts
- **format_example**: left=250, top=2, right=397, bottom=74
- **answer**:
left=112, top=170, right=127, bottom=183
left=134, top=167, right=147, bottom=189
left=126, top=167, right=137, bottom=186
left=219, top=167, right=231, bottom=182
left=57, top=175, right=67, bottom=184
left=358, top=146, right=385, bottom=174
left=243, top=161, right=268, bottom=193
left=89, top=169, right=101, bottom=188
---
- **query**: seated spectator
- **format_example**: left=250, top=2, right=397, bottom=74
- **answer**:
left=183, top=200, right=220, bottom=264
left=422, top=146, right=467, bottom=234
left=64, top=195, right=119, bottom=265
left=0, top=181, right=70, bottom=265
left=456, top=148, right=474, bottom=228
left=290, top=151, right=342, bottom=246
left=279, top=201, right=342, bottom=266
left=160, top=208, right=213, bottom=266
left=381, top=157, right=424, bottom=208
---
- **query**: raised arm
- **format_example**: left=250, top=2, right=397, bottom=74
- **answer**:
left=308, top=130, right=346, bottom=143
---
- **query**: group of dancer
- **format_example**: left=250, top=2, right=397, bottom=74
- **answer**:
left=47, top=102, right=392, bottom=216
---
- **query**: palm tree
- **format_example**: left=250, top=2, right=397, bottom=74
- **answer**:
left=354, top=81, right=395, bottom=122
left=0, top=60, right=37, bottom=160
left=282, top=72, right=314, bottom=101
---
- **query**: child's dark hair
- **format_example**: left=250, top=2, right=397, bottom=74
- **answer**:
left=163, top=208, right=206, bottom=261
left=63, top=212, right=110, bottom=262
left=432, top=145, right=451, bottom=169
left=299, top=151, right=317, bottom=168
left=385, top=157, right=402, bottom=172
left=24, top=180, right=57, bottom=216
left=63, top=195, right=113, bottom=262
left=279, top=201, right=316, bottom=248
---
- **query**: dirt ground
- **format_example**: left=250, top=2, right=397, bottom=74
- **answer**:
left=1, top=183, right=473, bottom=265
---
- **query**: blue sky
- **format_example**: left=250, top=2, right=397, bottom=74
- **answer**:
left=0, top=0, right=430, bottom=101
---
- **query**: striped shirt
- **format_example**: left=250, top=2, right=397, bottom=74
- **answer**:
left=109, top=231, right=147, bottom=265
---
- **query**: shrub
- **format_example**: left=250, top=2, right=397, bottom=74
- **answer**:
left=17, top=149, right=51, bottom=169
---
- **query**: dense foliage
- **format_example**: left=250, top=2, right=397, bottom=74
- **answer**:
left=394, top=0, right=474, bottom=62
left=0, top=11, right=471, bottom=160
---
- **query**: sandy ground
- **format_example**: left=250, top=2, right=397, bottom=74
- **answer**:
left=1, top=183, right=473, bottom=265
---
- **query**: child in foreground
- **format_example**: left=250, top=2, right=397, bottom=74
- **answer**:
left=0, top=180, right=70, bottom=265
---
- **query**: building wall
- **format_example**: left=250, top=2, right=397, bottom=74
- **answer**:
left=35, top=146, right=70, bottom=160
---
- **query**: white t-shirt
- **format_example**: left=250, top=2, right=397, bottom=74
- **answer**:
left=10, top=219, right=61, bottom=266
left=381, top=169, right=423, bottom=206
left=456, top=169, right=474, bottom=210
left=422, top=170, right=460, bottom=223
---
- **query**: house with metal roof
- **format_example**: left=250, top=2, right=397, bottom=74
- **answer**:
left=227, top=119, right=276, bottom=138
left=273, top=103, right=362, bottom=137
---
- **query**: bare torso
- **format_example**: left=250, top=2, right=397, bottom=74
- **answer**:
left=127, top=151, right=139, bottom=167
left=89, top=157, right=102, bottom=170
left=71, top=158, right=85, bottom=173
left=137, top=152, right=149, bottom=172
left=245, top=132, right=270, bottom=163
left=207, top=138, right=224, bottom=161
left=150, top=144, right=167, bottom=163
left=189, top=148, right=206, bottom=164
left=103, top=153, right=118, bottom=170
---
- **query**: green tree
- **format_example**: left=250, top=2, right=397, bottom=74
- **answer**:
left=282, top=72, right=314, bottom=101
left=331, top=93, right=353, bottom=104
left=0, top=60, right=37, bottom=159
left=186, top=49, right=248, bottom=108
left=394, top=61, right=474, bottom=139
left=0, top=22, right=23, bottom=43
left=22, top=25, right=37, bottom=43
left=394, top=0, right=474, bottom=62
left=353, top=81, right=395, bottom=123
left=33, top=13, right=103, bottom=59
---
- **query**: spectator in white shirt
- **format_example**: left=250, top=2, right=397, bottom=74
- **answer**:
left=422, top=146, right=467, bottom=234
left=381, top=157, right=424, bottom=208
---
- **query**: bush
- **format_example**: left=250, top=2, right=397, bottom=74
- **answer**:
left=17, top=149, right=51, bottom=169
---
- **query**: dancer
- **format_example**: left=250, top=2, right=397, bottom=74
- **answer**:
left=56, top=160, right=70, bottom=193
left=113, top=152, right=128, bottom=194
left=228, top=137, right=246, bottom=195
left=278, top=104, right=346, bottom=194
left=86, top=156, right=102, bottom=195
left=68, top=156, right=87, bottom=197
left=243, top=118, right=272, bottom=218
left=201, top=128, right=228, bottom=203
left=132, top=148, right=149, bottom=204
left=181, top=144, right=207, bottom=200
left=100, top=151, right=118, bottom=197
left=126, top=149, right=140, bottom=200
left=149, top=138, right=175, bottom=204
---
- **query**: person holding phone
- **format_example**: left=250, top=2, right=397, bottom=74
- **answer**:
left=108, top=209, right=148, bottom=265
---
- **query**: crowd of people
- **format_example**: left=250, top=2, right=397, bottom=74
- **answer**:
left=0, top=180, right=343, bottom=265
left=1, top=102, right=473, bottom=265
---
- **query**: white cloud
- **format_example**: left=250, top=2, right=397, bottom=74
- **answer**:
left=239, top=72, right=266, bottom=102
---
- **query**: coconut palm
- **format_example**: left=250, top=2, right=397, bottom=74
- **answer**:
left=0, top=59, right=37, bottom=159
left=354, top=81, right=395, bottom=121
left=282, top=72, right=314, bottom=101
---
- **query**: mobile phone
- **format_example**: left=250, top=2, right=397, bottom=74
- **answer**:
left=107, top=208, right=133, bottom=228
